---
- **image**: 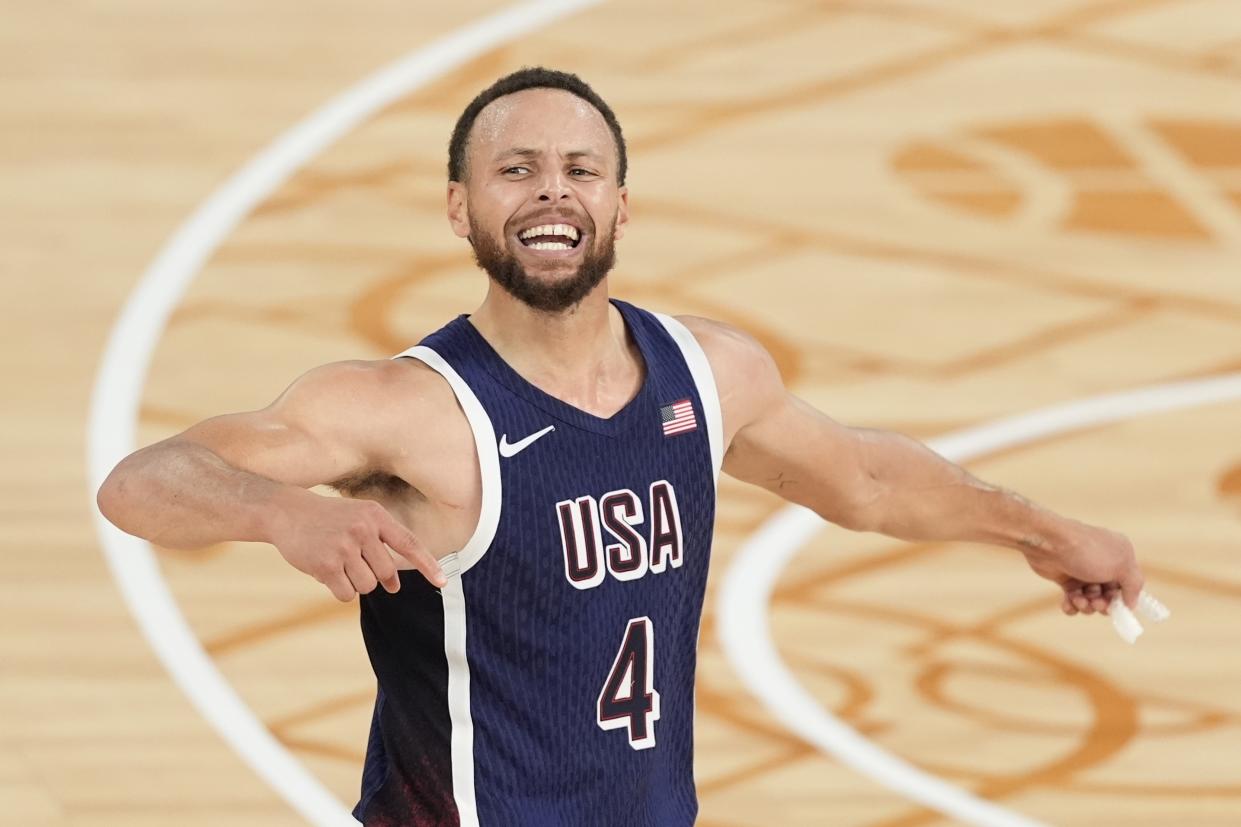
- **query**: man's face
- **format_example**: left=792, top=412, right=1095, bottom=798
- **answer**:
left=447, top=88, right=629, bottom=313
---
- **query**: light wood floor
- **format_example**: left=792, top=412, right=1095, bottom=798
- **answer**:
left=5, top=1, right=1240, bottom=824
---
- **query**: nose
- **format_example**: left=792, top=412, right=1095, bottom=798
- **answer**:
left=535, top=168, right=572, bottom=202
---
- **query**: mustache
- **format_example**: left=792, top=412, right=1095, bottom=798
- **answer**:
left=506, top=212, right=594, bottom=235
left=467, top=216, right=618, bottom=313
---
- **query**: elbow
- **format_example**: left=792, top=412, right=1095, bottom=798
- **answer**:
left=823, top=431, right=889, bottom=533
left=807, top=495, right=875, bottom=533
left=96, top=461, right=142, bottom=534
left=96, top=468, right=126, bottom=527
left=827, top=474, right=887, bottom=534
left=830, top=503, right=880, bottom=534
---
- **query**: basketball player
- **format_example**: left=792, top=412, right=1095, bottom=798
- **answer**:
left=96, top=68, right=1145, bottom=826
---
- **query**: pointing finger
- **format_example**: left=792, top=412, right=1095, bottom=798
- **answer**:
left=377, top=520, right=445, bottom=587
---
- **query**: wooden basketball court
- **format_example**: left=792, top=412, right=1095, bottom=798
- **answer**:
left=5, top=0, right=1240, bottom=824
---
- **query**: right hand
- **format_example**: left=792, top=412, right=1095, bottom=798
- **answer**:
left=271, top=494, right=446, bottom=601
left=1020, top=520, right=1144, bottom=615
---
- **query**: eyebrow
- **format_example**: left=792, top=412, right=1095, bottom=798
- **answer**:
left=495, top=148, right=603, bottom=162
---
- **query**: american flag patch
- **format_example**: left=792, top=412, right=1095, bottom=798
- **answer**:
left=660, top=398, right=697, bottom=436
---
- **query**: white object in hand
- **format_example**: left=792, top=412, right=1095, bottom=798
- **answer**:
left=1108, top=589, right=1169, bottom=644
left=1137, top=590, right=1170, bottom=623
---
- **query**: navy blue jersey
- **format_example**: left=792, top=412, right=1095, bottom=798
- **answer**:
left=352, top=299, right=722, bottom=826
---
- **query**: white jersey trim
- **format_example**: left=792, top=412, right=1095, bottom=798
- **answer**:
left=392, top=343, right=501, bottom=827
left=652, top=313, right=724, bottom=486
left=440, top=577, right=478, bottom=827
left=391, top=345, right=502, bottom=572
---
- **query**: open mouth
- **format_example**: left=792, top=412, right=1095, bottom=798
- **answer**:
left=517, top=223, right=582, bottom=251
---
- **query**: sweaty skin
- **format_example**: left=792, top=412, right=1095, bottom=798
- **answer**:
left=96, top=86, right=1143, bottom=615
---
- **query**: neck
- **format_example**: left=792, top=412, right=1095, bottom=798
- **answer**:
left=468, top=279, right=641, bottom=414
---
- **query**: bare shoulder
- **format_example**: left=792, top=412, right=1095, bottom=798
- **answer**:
left=284, top=357, right=461, bottom=425
left=381, top=356, right=475, bottom=430
left=675, top=315, right=780, bottom=389
left=674, top=315, right=784, bottom=445
left=285, top=356, right=474, bottom=479
left=300, top=355, right=435, bottom=390
left=675, top=314, right=757, bottom=353
left=350, top=354, right=472, bottom=436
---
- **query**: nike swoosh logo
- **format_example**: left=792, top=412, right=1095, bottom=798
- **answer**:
left=498, top=425, right=556, bottom=458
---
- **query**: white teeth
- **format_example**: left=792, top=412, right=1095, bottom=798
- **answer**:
left=530, top=242, right=571, bottom=250
left=519, top=223, right=580, bottom=241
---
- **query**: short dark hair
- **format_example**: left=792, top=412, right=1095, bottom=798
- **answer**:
left=447, top=66, right=627, bottom=186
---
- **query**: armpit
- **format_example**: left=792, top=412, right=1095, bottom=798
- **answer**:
left=328, top=470, right=414, bottom=499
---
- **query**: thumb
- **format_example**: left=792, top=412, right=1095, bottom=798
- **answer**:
left=1119, top=566, right=1145, bottom=611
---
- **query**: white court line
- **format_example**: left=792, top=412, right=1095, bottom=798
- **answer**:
left=85, top=1, right=601, bottom=824
left=719, top=373, right=1241, bottom=827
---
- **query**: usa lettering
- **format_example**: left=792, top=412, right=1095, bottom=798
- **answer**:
left=556, top=480, right=683, bottom=590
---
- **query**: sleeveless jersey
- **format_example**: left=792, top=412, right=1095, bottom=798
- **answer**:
left=352, top=299, right=722, bottom=826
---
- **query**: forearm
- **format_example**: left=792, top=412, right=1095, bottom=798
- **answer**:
left=848, top=429, right=1069, bottom=552
left=96, top=439, right=312, bottom=549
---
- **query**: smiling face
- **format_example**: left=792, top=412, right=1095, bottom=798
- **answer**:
left=447, top=87, right=629, bottom=313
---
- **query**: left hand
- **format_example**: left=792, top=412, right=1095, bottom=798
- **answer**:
left=1019, top=521, right=1145, bottom=615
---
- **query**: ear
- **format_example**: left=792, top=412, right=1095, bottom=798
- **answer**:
left=612, top=186, right=630, bottom=241
left=446, top=181, right=470, bottom=238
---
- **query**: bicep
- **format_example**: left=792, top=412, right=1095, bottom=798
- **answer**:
left=680, top=314, right=876, bottom=527
left=172, top=361, right=375, bottom=488
left=722, top=392, right=876, bottom=528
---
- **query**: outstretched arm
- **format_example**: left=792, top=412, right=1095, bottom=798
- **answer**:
left=683, top=316, right=1144, bottom=614
left=96, top=359, right=449, bottom=599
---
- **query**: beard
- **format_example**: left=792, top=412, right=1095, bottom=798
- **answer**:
left=468, top=214, right=617, bottom=314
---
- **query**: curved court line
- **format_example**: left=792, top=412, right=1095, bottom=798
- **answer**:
left=86, top=1, right=602, bottom=824
left=719, top=372, right=1241, bottom=827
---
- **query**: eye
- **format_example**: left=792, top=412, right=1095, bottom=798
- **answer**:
left=503, top=166, right=530, bottom=175
left=569, top=167, right=597, bottom=177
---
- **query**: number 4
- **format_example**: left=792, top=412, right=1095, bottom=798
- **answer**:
left=597, top=616, right=661, bottom=750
